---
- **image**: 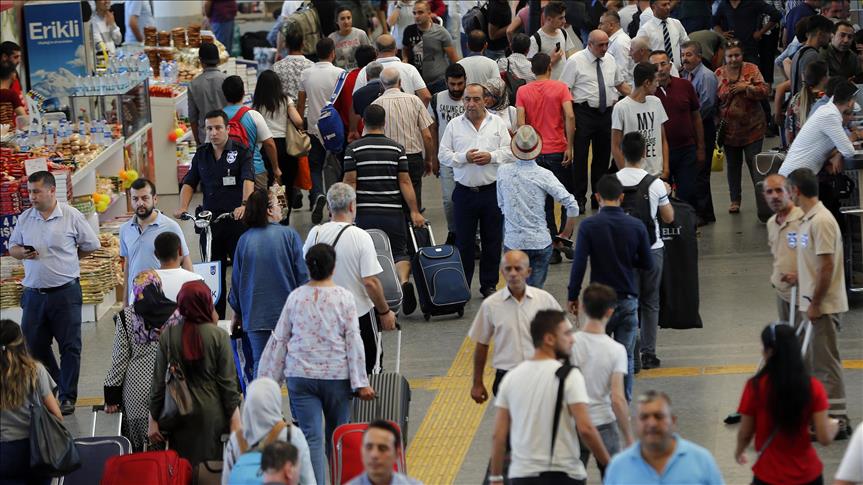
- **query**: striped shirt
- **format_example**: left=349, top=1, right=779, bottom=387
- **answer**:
left=343, top=134, right=408, bottom=213
left=778, top=101, right=856, bottom=177
left=372, top=88, right=434, bottom=154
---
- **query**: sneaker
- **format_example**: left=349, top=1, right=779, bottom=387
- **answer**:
left=480, top=286, right=496, bottom=299
left=291, top=191, right=303, bottom=210
left=550, top=249, right=562, bottom=265
left=401, top=281, right=417, bottom=316
left=724, top=412, right=742, bottom=424
left=559, top=244, right=574, bottom=260
left=641, top=353, right=661, bottom=370
left=60, top=400, right=76, bottom=416
left=311, top=195, right=327, bottom=224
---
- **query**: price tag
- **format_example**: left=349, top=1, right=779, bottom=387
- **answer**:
left=24, top=158, right=48, bottom=176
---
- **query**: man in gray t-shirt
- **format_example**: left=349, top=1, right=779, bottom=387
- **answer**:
left=401, top=0, right=459, bottom=90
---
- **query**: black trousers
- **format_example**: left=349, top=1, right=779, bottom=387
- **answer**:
left=452, top=183, right=503, bottom=290
left=358, top=311, right=380, bottom=375
left=201, top=217, right=246, bottom=319
left=511, top=473, right=585, bottom=485
left=572, top=104, right=612, bottom=209
left=757, top=30, right=780, bottom=88
left=695, top=116, right=716, bottom=222
left=406, top=152, right=425, bottom=210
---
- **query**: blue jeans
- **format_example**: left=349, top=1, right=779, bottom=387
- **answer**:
left=484, top=49, right=506, bottom=60
left=230, top=335, right=254, bottom=394
left=439, top=164, right=456, bottom=233
left=506, top=245, right=553, bottom=289
left=210, top=20, right=235, bottom=51
left=605, top=297, right=639, bottom=402
left=245, top=330, right=272, bottom=378
left=0, top=439, right=50, bottom=485
left=668, top=145, right=698, bottom=209
left=536, top=153, right=572, bottom=237
left=638, top=248, right=665, bottom=356
left=20, top=281, right=82, bottom=402
left=287, top=377, right=352, bottom=485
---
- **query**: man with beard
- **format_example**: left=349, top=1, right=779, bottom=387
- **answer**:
left=820, top=21, right=862, bottom=82
left=120, top=178, right=193, bottom=305
left=430, top=63, right=467, bottom=243
left=763, top=174, right=805, bottom=322
left=489, top=309, right=610, bottom=485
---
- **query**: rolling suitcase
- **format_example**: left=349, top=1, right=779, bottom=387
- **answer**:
left=367, top=228, right=403, bottom=314
left=331, top=421, right=406, bottom=485
left=753, top=150, right=784, bottom=223
left=409, top=223, right=471, bottom=321
left=59, top=406, right=132, bottom=485
left=351, top=328, right=411, bottom=446
left=101, top=449, right=192, bottom=485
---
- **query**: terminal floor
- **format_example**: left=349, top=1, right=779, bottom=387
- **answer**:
left=64, top=166, right=862, bottom=484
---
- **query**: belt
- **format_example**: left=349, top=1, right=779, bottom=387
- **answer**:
left=575, top=102, right=610, bottom=111
left=26, top=278, right=79, bottom=294
left=456, top=182, right=496, bottom=192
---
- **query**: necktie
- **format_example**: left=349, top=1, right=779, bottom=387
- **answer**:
left=596, top=58, right=606, bottom=113
left=661, top=20, right=674, bottom=64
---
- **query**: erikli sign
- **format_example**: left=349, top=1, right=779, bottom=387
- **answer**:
left=23, top=1, right=87, bottom=97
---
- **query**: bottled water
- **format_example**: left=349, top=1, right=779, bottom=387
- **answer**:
left=29, top=126, right=42, bottom=148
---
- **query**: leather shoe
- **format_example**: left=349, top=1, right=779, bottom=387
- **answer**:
left=480, top=286, right=496, bottom=299
left=401, top=281, right=417, bottom=316
left=559, top=244, right=574, bottom=260
left=641, top=353, right=661, bottom=370
left=550, top=249, right=562, bottom=265
left=60, top=400, right=76, bottom=416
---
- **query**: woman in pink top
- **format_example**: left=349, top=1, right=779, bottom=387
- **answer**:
left=258, top=243, right=374, bottom=485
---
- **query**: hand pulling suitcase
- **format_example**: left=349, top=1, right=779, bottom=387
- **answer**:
left=351, top=327, right=411, bottom=445
left=367, top=228, right=404, bottom=314
left=409, top=223, right=471, bottom=321
left=753, top=150, right=784, bottom=223
left=59, top=406, right=132, bottom=485
left=101, top=448, right=193, bottom=485
left=331, top=422, right=407, bottom=485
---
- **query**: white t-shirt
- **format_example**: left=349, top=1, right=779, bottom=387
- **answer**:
left=155, top=268, right=204, bottom=302
left=354, top=56, right=426, bottom=97
left=489, top=106, right=517, bottom=134
left=259, top=97, right=296, bottom=139
left=245, top=109, right=274, bottom=152
left=526, top=29, right=577, bottom=80
left=457, top=55, right=501, bottom=85
left=611, top=95, right=668, bottom=176
left=303, top=222, right=382, bottom=315
left=496, top=359, right=590, bottom=480
left=429, top=91, right=465, bottom=143
left=569, top=332, right=627, bottom=426
left=615, top=167, right=670, bottom=249
left=836, top=423, right=863, bottom=482
left=299, top=62, right=346, bottom=139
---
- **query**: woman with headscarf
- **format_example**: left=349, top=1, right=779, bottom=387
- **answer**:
left=481, top=77, right=518, bottom=134
left=148, top=280, right=241, bottom=465
left=221, top=377, right=316, bottom=485
left=103, top=270, right=179, bottom=451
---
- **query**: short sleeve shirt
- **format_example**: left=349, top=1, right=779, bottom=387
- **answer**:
left=570, top=332, right=627, bottom=426
left=120, top=211, right=190, bottom=295
left=222, top=106, right=273, bottom=175
left=526, top=29, right=577, bottom=80
left=516, top=80, right=572, bottom=154
left=796, top=202, right=848, bottom=314
left=486, top=0, right=513, bottom=51
left=615, top=167, right=670, bottom=249
left=766, top=206, right=804, bottom=302
left=402, top=23, right=453, bottom=84
left=328, top=28, right=371, bottom=70
left=611, top=96, right=669, bottom=176
left=182, top=140, right=255, bottom=215
left=0, top=363, right=55, bottom=441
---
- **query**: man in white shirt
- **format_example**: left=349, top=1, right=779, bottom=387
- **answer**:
left=439, top=83, right=514, bottom=298
left=153, top=232, right=203, bottom=302
left=92, top=0, right=121, bottom=53
left=303, top=183, right=397, bottom=375
left=489, top=309, right=610, bottom=485
left=469, top=250, right=565, bottom=404
left=298, top=38, right=346, bottom=224
left=526, top=2, right=577, bottom=81
left=124, top=0, right=155, bottom=45
left=429, top=63, right=467, bottom=243
left=561, top=30, right=631, bottom=210
left=600, top=11, right=634, bottom=88
left=458, top=30, right=502, bottom=86
left=570, top=283, right=635, bottom=478
left=353, top=34, right=431, bottom=107
left=615, top=132, right=674, bottom=371
left=636, top=0, right=689, bottom=70
left=611, top=62, right=669, bottom=177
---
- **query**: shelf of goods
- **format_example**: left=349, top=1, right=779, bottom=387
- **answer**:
left=151, top=87, right=193, bottom=194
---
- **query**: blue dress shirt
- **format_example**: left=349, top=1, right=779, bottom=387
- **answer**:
left=681, top=63, right=718, bottom=120
left=120, top=210, right=189, bottom=293
left=9, top=203, right=101, bottom=288
left=228, top=223, right=309, bottom=332
left=604, top=435, right=725, bottom=485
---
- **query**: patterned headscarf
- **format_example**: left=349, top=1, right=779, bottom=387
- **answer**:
left=130, top=270, right=177, bottom=345
left=481, top=77, right=510, bottom=112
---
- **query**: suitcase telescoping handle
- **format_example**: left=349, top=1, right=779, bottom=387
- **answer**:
left=91, top=405, right=123, bottom=437
left=408, top=222, right=435, bottom=253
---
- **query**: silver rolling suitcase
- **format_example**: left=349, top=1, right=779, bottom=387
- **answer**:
left=367, top=228, right=403, bottom=314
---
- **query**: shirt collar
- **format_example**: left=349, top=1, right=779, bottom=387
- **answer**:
left=133, top=210, right=164, bottom=228
left=383, top=87, right=403, bottom=95
left=314, top=61, right=334, bottom=67
left=774, top=206, right=804, bottom=229
left=584, top=49, right=601, bottom=63
left=802, top=201, right=827, bottom=221
left=683, top=63, right=704, bottom=77
left=31, top=202, right=63, bottom=221
left=203, top=66, right=220, bottom=73
left=501, top=285, right=535, bottom=301
left=379, top=56, right=401, bottom=63
left=599, top=206, right=624, bottom=214
left=609, top=29, right=624, bottom=42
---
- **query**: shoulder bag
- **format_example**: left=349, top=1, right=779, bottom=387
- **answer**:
left=158, top=323, right=195, bottom=429
left=284, top=102, right=311, bottom=157
left=29, top=377, right=81, bottom=476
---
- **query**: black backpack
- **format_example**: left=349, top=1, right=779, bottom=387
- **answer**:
left=502, top=59, right=527, bottom=106
left=621, top=174, right=657, bottom=245
left=462, top=1, right=489, bottom=34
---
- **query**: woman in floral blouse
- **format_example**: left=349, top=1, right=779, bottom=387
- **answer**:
left=258, top=243, right=375, bottom=485
left=715, top=40, right=771, bottom=214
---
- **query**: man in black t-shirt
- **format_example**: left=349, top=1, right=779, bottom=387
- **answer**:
left=485, top=0, right=513, bottom=60
left=401, top=0, right=460, bottom=94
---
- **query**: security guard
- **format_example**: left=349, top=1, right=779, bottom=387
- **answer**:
left=175, top=109, right=254, bottom=318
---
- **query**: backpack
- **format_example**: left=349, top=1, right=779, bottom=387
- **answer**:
left=240, top=31, right=270, bottom=60
left=317, top=70, right=349, bottom=152
left=282, top=1, right=321, bottom=58
left=228, top=421, right=289, bottom=485
left=621, top=173, right=657, bottom=245
left=462, top=1, right=488, bottom=34
left=227, top=106, right=252, bottom=149
left=532, top=29, right=568, bottom=53
left=501, top=59, right=526, bottom=106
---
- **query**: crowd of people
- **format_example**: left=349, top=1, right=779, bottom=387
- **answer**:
left=2, top=0, right=863, bottom=484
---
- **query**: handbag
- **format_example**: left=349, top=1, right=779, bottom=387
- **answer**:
left=158, top=324, right=194, bottom=429
left=295, top=155, right=312, bottom=190
left=711, top=146, right=725, bottom=172
left=29, top=381, right=81, bottom=476
left=285, top=109, right=311, bottom=156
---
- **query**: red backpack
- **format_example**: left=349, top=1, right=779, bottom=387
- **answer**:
left=227, top=106, right=251, bottom=148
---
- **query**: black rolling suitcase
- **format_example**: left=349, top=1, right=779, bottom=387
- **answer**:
left=59, top=406, right=132, bottom=485
left=659, top=198, right=703, bottom=330
left=351, top=328, right=412, bottom=446
left=408, top=223, right=471, bottom=321
left=753, top=150, right=784, bottom=223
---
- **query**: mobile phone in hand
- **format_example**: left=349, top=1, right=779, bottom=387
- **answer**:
left=555, top=42, right=561, bottom=52
left=22, top=245, right=36, bottom=253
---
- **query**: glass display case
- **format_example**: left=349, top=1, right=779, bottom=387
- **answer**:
left=69, top=79, right=151, bottom=139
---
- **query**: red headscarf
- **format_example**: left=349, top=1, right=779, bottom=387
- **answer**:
left=176, top=280, right=215, bottom=362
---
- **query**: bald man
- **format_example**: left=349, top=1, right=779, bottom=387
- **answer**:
left=561, top=30, right=631, bottom=211
left=469, top=250, right=566, bottom=404
left=631, top=36, right=679, bottom=76
left=763, top=174, right=805, bottom=322
left=353, top=34, right=431, bottom=106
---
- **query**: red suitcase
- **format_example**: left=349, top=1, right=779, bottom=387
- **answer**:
left=331, top=422, right=406, bottom=484
left=101, top=449, right=192, bottom=485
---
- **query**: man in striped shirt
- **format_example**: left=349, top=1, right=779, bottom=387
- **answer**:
left=343, top=104, right=426, bottom=315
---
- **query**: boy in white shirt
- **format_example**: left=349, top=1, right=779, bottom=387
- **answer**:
left=611, top=62, right=668, bottom=178
left=526, top=2, right=578, bottom=80
left=570, top=283, right=635, bottom=478
left=152, top=232, right=203, bottom=302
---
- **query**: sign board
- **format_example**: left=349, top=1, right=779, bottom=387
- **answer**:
left=23, top=2, right=87, bottom=98
left=193, top=261, right=222, bottom=304
left=0, top=214, right=19, bottom=256
left=24, top=158, right=47, bottom=176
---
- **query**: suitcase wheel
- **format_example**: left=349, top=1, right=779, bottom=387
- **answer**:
left=424, top=313, right=431, bottom=322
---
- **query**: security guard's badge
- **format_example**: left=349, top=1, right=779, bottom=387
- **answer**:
left=226, top=150, right=238, bottom=164
left=787, top=232, right=797, bottom=248
left=800, top=233, right=809, bottom=248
